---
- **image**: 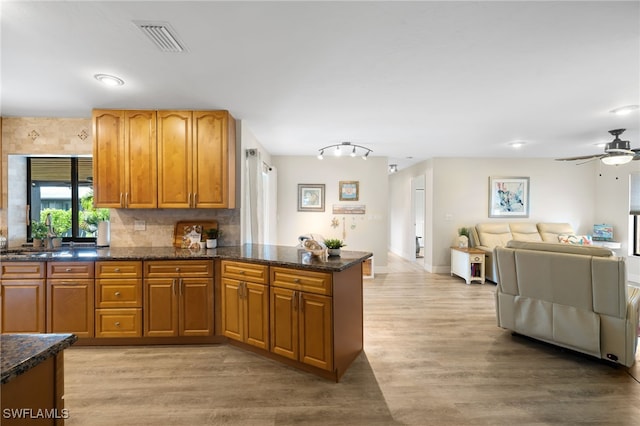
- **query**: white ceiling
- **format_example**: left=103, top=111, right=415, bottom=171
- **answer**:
left=2, top=1, right=639, bottom=169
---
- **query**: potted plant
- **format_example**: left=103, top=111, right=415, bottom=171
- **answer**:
left=31, top=220, right=48, bottom=248
left=324, top=238, right=346, bottom=256
left=458, top=227, right=470, bottom=248
left=205, top=228, right=221, bottom=249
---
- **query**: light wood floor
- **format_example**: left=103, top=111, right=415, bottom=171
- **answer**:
left=64, top=254, right=640, bottom=425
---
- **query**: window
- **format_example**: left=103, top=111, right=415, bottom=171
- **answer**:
left=27, top=157, right=109, bottom=242
left=631, top=173, right=640, bottom=256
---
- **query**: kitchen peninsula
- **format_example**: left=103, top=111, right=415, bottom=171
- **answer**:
left=0, top=245, right=371, bottom=381
left=1, top=333, right=77, bottom=425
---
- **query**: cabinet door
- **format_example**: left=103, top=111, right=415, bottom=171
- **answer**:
left=1, top=280, right=45, bottom=333
left=299, top=293, right=333, bottom=371
left=93, top=110, right=125, bottom=207
left=245, top=282, right=269, bottom=350
left=270, top=287, right=298, bottom=361
left=124, top=110, right=157, bottom=208
left=157, top=110, right=192, bottom=208
left=179, top=278, right=213, bottom=336
left=193, top=111, right=234, bottom=208
left=47, top=279, right=94, bottom=338
left=221, top=278, right=243, bottom=341
left=144, top=278, right=179, bottom=337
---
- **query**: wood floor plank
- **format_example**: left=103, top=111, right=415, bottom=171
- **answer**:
left=64, top=253, right=640, bottom=425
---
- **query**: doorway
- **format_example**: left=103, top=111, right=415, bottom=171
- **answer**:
left=412, top=175, right=426, bottom=265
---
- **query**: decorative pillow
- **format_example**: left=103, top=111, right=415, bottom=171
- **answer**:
left=558, top=234, right=593, bottom=245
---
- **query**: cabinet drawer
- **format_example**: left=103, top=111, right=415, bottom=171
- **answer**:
left=96, top=279, right=142, bottom=308
left=0, top=262, right=46, bottom=279
left=95, top=308, right=142, bottom=338
left=144, top=260, right=213, bottom=278
left=470, top=255, right=484, bottom=263
left=221, top=260, right=268, bottom=284
left=48, top=262, right=95, bottom=279
left=95, top=261, right=142, bottom=279
left=270, top=267, right=332, bottom=296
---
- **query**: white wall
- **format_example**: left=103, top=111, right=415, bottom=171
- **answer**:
left=390, top=157, right=598, bottom=273
left=594, top=160, right=640, bottom=282
left=271, top=156, right=389, bottom=267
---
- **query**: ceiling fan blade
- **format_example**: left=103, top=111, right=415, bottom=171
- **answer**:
left=555, top=154, right=604, bottom=161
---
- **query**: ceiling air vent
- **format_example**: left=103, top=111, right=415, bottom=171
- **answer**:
left=134, top=21, right=185, bottom=53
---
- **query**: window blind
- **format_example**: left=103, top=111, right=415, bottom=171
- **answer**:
left=631, top=172, right=640, bottom=215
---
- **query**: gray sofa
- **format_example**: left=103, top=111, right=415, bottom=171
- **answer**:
left=495, top=240, right=640, bottom=367
left=471, top=222, right=575, bottom=283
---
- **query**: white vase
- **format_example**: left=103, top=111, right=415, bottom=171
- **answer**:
left=327, top=248, right=341, bottom=256
left=206, top=239, right=217, bottom=249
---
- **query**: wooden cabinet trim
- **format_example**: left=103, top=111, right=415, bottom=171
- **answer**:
left=95, top=261, right=142, bottom=279
left=1, top=262, right=46, bottom=279
left=270, top=267, right=332, bottom=295
left=221, top=260, right=268, bottom=284
left=47, top=262, right=95, bottom=279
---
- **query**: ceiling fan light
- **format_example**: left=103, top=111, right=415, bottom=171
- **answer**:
left=609, top=105, right=639, bottom=116
left=601, top=153, right=633, bottom=165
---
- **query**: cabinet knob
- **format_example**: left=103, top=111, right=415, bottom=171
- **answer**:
left=293, top=278, right=300, bottom=283
left=175, top=267, right=180, bottom=272
left=115, top=322, right=121, bottom=327
left=114, top=291, right=121, bottom=297
left=65, top=268, right=72, bottom=272
left=114, top=268, right=121, bottom=272
left=239, top=270, right=245, bottom=274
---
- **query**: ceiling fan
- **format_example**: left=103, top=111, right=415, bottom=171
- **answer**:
left=555, top=129, right=639, bottom=165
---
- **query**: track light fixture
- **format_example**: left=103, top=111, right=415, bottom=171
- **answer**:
left=317, top=142, right=372, bottom=160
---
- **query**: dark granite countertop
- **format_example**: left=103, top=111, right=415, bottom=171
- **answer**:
left=0, top=244, right=372, bottom=272
left=1, top=333, right=78, bottom=384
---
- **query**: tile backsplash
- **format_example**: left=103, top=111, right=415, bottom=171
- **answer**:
left=109, top=208, right=240, bottom=247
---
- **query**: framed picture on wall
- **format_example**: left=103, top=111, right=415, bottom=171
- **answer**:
left=488, top=176, right=529, bottom=218
left=339, top=181, right=359, bottom=201
left=298, top=184, right=325, bottom=212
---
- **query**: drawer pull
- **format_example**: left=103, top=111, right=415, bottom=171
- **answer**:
left=65, top=268, right=72, bottom=272
left=115, top=322, right=121, bottom=327
left=114, top=291, right=121, bottom=297
left=293, top=278, right=300, bottom=283
left=175, top=267, right=180, bottom=272
left=114, top=268, right=121, bottom=272
left=239, top=270, right=245, bottom=274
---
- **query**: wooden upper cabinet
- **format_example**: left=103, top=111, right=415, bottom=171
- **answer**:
left=92, top=110, right=157, bottom=208
left=193, top=111, right=236, bottom=208
left=93, top=110, right=124, bottom=208
left=157, top=111, right=193, bottom=208
left=157, top=110, right=236, bottom=209
left=124, top=111, right=157, bottom=208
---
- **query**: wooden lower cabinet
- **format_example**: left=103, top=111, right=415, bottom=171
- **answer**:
left=95, top=261, right=143, bottom=338
left=47, top=279, right=94, bottom=338
left=1, top=280, right=46, bottom=333
left=270, top=287, right=333, bottom=371
left=47, top=262, right=95, bottom=338
left=143, top=260, right=214, bottom=337
left=0, top=262, right=46, bottom=333
left=220, top=260, right=270, bottom=350
left=221, top=278, right=269, bottom=350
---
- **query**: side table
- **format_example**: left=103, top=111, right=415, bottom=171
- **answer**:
left=450, top=247, right=485, bottom=284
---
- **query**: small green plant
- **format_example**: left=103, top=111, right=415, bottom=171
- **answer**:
left=458, top=227, right=470, bottom=238
left=31, top=221, right=49, bottom=240
left=205, top=228, right=221, bottom=240
left=324, top=238, right=346, bottom=249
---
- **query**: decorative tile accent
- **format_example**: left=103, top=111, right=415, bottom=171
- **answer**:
left=77, top=129, right=89, bottom=141
left=28, top=130, right=40, bottom=141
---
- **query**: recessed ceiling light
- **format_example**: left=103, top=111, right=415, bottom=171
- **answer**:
left=94, top=74, right=125, bottom=87
left=609, top=105, right=639, bottom=115
left=508, top=141, right=526, bottom=148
